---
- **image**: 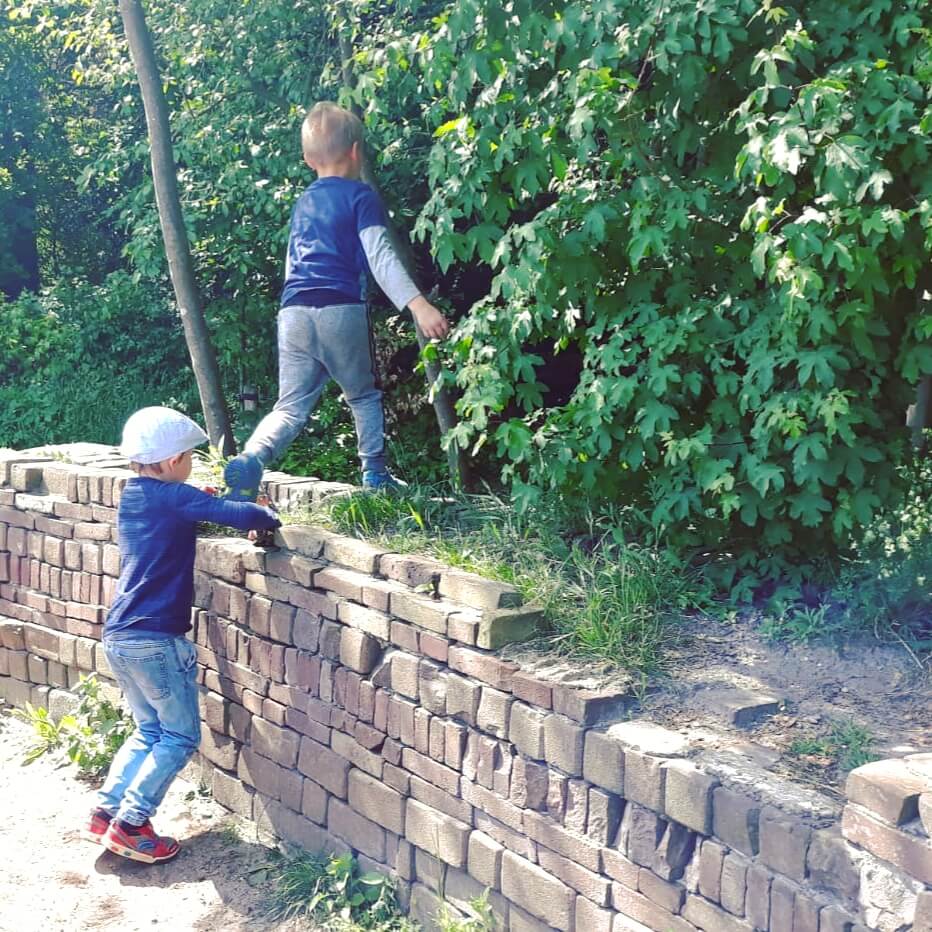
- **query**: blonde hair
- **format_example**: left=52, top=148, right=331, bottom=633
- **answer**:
left=301, top=101, right=364, bottom=165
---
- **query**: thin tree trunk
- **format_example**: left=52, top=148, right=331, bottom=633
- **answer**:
left=338, top=32, right=471, bottom=487
left=118, top=0, right=235, bottom=456
left=909, top=376, right=931, bottom=451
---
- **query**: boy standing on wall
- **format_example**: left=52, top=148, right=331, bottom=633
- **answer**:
left=223, top=101, right=450, bottom=500
left=85, top=406, right=280, bottom=863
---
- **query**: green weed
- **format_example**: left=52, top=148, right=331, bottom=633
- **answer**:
left=14, top=674, right=133, bottom=776
left=436, top=890, right=497, bottom=931
left=268, top=851, right=414, bottom=930
left=789, top=720, right=879, bottom=773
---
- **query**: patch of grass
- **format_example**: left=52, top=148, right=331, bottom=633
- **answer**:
left=788, top=720, right=879, bottom=774
left=436, top=891, right=497, bottom=931
left=285, top=486, right=709, bottom=674
left=268, top=851, right=414, bottom=930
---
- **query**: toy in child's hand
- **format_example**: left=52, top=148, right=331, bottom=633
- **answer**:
left=249, top=494, right=279, bottom=548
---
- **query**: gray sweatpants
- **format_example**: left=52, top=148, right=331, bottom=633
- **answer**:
left=245, top=303, right=385, bottom=473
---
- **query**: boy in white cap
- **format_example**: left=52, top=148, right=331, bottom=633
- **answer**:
left=85, top=406, right=280, bottom=863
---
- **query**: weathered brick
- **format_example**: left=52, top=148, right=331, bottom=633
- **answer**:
left=332, top=729, right=383, bottom=780
left=820, top=904, right=859, bottom=932
left=300, top=777, right=328, bottom=824
left=841, top=803, right=932, bottom=884
left=448, top=645, right=517, bottom=690
left=620, top=803, right=665, bottom=868
left=390, top=588, right=452, bottom=634
left=348, top=768, right=405, bottom=835
left=538, top=846, right=611, bottom=906
left=588, top=788, right=623, bottom=847
left=552, top=685, right=632, bottom=726
left=662, top=758, right=718, bottom=834
left=297, top=737, right=351, bottom=798
left=523, top=810, right=602, bottom=872
left=682, top=895, right=754, bottom=932
left=212, top=767, right=254, bottom=819
left=510, top=756, right=549, bottom=811
left=511, top=671, right=552, bottom=709
left=611, top=884, right=695, bottom=932
left=637, top=867, right=685, bottom=914
left=446, top=673, right=481, bottom=725
left=410, top=773, right=473, bottom=824
left=272, top=524, right=335, bottom=558
left=328, top=798, right=386, bottom=861
left=405, top=799, right=470, bottom=868
left=544, top=713, right=584, bottom=776
left=391, top=651, right=421, bottom=699
left=712, top=786, right=761, bottom=857
left=438, top=568, right=522, bottom=610
left=746, top=865, right=773, bottom=931
left=770, top=876, right=797, bottom=932
left=583, top=729, right=625, bottom=795
left=201, top=728, right=238, bottom=770
left=576, top=896, right=614, bottom=932
left=321, top=535, right=384, bottom=574
left=697, top=839, right=725, bottom=901
left=806, top=829, right=861, bottom=901
left=338, top=601, right=391, bottom=640
left=720, top=852, right=749, bottom=916
left=477, top=605, right=541, bottom=650
left=502, top=850, right=575, bottom=931
left=291, top=608, right=321, bottom=653
left=390, top=620, right=420, bottom=652
left=846, top=758, right=932, bottom=826
left=476, top=686, right=512, bottom=739
left=251, top=716, right=300, bottom=768
left=758, top=805, right=812, bottom=883
left=468, top=830, right=504, bottom=890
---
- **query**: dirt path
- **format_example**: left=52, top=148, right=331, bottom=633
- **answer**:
left=0, top=710, right=308, bottom=932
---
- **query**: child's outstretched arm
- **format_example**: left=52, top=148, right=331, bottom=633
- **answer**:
left=357, top=208, right=450, bottom=339
left=169, top=482, right=281, bottom=531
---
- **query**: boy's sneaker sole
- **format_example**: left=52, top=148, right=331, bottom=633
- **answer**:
left=104, top=822, right=180, bottom=864
left=104, top=837, right=179, bottom=864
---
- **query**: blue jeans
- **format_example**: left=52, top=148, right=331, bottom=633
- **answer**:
left=96, top=634, right=201, bottom=826
left=244, top=303, right=386, bottom=473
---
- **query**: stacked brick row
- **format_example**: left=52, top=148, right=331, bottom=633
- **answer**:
left=0, top=446, right=929, bottom=932
left=0, top=451, right=132, bottom=713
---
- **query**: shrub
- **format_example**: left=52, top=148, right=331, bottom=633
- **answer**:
left=347, top=0, right=932, bottom=586
left=0, top=271, right=198, bottom=447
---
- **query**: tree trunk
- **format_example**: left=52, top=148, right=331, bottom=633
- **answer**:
left=338, top=32, right=471, bottom=487
left=909, top=376, right=931, bottom=451
left=118, top=0, right=235, bottom=456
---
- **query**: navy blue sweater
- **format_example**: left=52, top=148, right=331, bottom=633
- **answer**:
left=105, top=478, right=280, bottom=637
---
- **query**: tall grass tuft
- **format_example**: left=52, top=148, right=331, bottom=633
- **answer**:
left=287, top=486, right=709, bottom=674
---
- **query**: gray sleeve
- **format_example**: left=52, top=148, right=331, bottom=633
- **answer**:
left=358, top=225, right=422, bottom=311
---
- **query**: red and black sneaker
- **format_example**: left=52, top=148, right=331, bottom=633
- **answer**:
left=104, top=819, right=180, bottom=864
left=84, top=807, right=113, bottom=844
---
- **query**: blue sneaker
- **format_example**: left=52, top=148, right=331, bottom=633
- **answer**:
left=362, top=470, right=407, bottom=492
left=223, top=452, right=263, bottom=502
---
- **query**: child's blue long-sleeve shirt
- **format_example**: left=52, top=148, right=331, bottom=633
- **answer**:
left=105, top=478, right=280, bottom=637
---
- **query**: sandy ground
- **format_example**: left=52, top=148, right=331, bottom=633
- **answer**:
left=0, top=711, right=308, bottom=932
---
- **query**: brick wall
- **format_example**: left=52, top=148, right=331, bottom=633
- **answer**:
left=0, top=445, right=929, bottom=932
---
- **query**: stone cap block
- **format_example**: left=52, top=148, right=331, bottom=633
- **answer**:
left=438, top=568, right=523, bottom=611
left=846, top=757, right=932, bottom=826
left=477, top=605, right=542, bottom=650
left=606, top=720, right=690, bottom=757
left=694, top=684, right=784, bottom=726
left=273, top=524, right=337, bottom=558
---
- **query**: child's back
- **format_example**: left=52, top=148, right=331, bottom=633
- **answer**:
left=223, top=102, right=450, bottom=500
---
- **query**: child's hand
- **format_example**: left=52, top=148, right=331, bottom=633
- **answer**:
left=409, top=295, right=451, bottom=340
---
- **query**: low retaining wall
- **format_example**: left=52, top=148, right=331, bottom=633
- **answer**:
left=0, top=445, right=929, bottom=931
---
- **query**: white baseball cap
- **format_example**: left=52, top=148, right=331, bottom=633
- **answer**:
left=119, top=407, right=209, bottom=464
